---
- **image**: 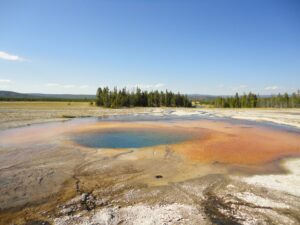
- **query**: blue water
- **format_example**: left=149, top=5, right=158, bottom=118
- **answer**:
left=73, top=130, right=189, bottom=148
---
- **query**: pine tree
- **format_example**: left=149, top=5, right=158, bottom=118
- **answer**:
left=95, top=87, right=192, bottom=108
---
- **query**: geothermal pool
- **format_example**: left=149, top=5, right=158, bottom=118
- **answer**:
left=72, top=130, right=190, bottom=148
left=1, top=115, right=300, bottom=225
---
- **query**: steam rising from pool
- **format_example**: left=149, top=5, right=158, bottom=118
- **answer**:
left=72, top=130, right=190, bottom=148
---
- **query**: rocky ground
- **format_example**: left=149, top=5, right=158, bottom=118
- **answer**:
left=51, top=170, right=300, bottom=225
left=186, top=108, right=300, bottom=129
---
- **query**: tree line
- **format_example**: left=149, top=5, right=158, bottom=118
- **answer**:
left=96, top=87, right=192, bottom=108
left=213, top=91, right=300, bottom=108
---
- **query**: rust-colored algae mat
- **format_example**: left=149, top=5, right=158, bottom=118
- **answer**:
left=3, top=119, right=298, bottom=165
left=171, top=121, right=300, bottom=165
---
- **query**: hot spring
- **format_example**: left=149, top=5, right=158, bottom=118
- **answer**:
left=72, top=130, right=190, bottom=148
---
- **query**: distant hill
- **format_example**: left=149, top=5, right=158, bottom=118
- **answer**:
left=187, top=94, right=218, bottom=101
left=0, top=91, right=95, bottom=100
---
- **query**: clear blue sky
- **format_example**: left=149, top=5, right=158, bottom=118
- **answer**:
left=0, top=0, right=299, bottom=95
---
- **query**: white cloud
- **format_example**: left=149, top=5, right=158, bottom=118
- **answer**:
left=0, top=79, right=12, bottom=84
left=154, top=83, right=164, bottom=88
left=62, top=84, right=76, bottom=88
left=46, top=83, right=89, bottom=89
left=0, top=79, right=13, bottom=89
left=127, top=83, right=165, bottom=90
left=265, top=86, right=280, bottom=90
left=0, top=51, right=26, bottom=62
left=46, top=83, right=60, bottom=87
left=218, top=84, right=248, bottom=92
left=238, top=84, right=247, bottom=89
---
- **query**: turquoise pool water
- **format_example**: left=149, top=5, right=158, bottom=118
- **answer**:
left=73, top=130, right=189, bottom=148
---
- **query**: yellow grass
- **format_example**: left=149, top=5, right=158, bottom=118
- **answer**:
left=0, top=101, right=95, bottom=109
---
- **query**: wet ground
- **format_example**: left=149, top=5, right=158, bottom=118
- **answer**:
left=0, top=113, right=300, bottom=225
